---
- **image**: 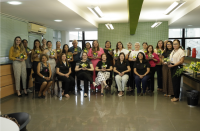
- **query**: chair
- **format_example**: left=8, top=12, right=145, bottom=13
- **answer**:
left=32, top=73, right=41, bottom=99
left=2, top=112, right=31, bottom=131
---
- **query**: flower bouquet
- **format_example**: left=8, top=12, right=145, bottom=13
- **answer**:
left=108, top=48, right=112, bottom=53
left=157, top=49, right=163, bottom=55
left=35, top=50, right=40, bottom=54
left=102, top=62, right=107, bottom=69
left=144, top=50, right=147, bottom=54
left=148, top=53, right=154, bottom=59
left=128, top=49, right=132, bottom=53
left=67, top=55, right=72, bottom=61
left=19, top=53, right=26, bottom=59
left=81, top=63, right=88, bottom=69
left=50, top=51, right=55, bottom=56
left=114, top=53, right=118, bottom=60
left=74, top=48, right=78, bottom=53
left=56, top=50, right=61, bottom=54
left=83, top=48, right=88, bottom=53
left=163, top=57, right=170, bottom=64
left=93, top=52, right=98, bottom=58
left=132, top=54, right=136, bottom=60
left=27, top=47, right=31, bottom=53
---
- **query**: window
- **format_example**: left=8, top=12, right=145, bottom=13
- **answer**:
left=169, top=29, right=182, bottom=38
left=168, top=39, right=182, bottom=46
left=85, top=31, right=98, bottom=40
left=185, top=39, right=200, bottom=58
left=185, top=28, right=200, bottom=38
left=69, top=41, right=82, bottom=49
left=69, top=31, right=82, bottom=40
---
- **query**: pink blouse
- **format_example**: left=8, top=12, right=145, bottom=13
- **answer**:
left=145, top=53, right=160, bottom=67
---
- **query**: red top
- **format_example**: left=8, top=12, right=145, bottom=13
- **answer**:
left=145, top=53, right=160, bottom=67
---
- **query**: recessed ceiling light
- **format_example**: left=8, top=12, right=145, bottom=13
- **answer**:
left=188, top=25, right=193, bottom=26
left=7, top=1, right=22, bottom=5
left=54, top=19, right=62, bottom=22
left=75, top=28, right=81, bottom=30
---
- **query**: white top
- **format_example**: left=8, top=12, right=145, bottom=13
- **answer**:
left=0, top=117, right=19, bottom=131
left=113, top=48, right=129, bottom=56
left=129, top=50, right=144, bottom=58
left=169, top=48, right=185, bottom=64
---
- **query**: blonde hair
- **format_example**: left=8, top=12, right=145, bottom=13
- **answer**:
left=72, top=40, right=78, bottom=44
left=13, top=36, right=25, bottom=53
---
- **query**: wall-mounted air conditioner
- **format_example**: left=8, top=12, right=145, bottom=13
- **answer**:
left=28, top=23, right=46, bottom=34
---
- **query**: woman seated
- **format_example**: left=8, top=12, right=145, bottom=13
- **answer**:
left=56, top=53, right=74, bottom=98
left=75, top=52, right=97, bottom=97
left=36, top=54, right=53, bottom=98
left=113, top=52, right=131, bottom=97
left=134, top=52, right=150, bottom=96
left=95, top=53, right=113, bottom=96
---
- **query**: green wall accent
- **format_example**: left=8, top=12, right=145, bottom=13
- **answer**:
left=128, top=0, right=144, bottom=35
left=98, top=22, right=168, bottom=49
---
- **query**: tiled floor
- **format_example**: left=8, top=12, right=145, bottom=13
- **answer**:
left=1, top=83, right=200, bottom=131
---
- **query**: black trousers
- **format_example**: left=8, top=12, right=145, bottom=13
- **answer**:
left=156, top=65, right=163, bottom=89
left=70, top=61, right=80, bottom=88
left=26, top=68, right=31, bottom=89
left=32, top=61, right=39, bottom=74
left=106, top=71, right=113, bottom=87
left=149, top=67, right=156, bottom=91
left=127, top=61, right=135, bottom=89
left=57, top=75, right=73, bottom=94
left=77, top=72, right=93, bottom=93
left=171, top=66, right=182, bottom=98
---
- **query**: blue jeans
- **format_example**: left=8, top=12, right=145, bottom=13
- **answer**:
left=134, top=74, right=150, bottom=93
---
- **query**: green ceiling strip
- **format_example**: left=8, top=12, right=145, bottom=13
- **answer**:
left=128, top=0, right=144, bottom=35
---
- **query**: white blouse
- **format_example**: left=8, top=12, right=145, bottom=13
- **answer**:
left=129, top=50, right=144, bottom=58
left=169, top=48, right=185, bottom=64
left=113, top=48, right=129, bottom=56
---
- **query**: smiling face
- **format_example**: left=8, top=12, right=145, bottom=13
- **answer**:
left=135, top=43, right=140, bottom=50
left=138, top=53, right=143, bottom=60
left=117, top=42, right=123, bottom=49
left=93, top=41, right=99, bottom=48
left=143, top=43, right=148, bottom=50
left=42, top=56, right=47, bottom=63
left=42, top=39, right=47, bottom=45
left=173, top=40, right=180, bottom=50
left=15, top=38, right=21, bottom=46
left=56, top=41, right=61, bottom=48
left=73, top=41, right=78, bottom=48
left=35, top=41, right=40, bottom=48
left=82, top=53, right=88, bottom=60
left=127, top=44, right=132, bottom=50
left=105, top=41, right=111, bottom=48
left=47, top=42, right=52, bottom=48
left=61, top=54, right=66, bottom=61
left=119, top=54, right=125, bottom=61
left=158, top=41, right=163, bottom=48
left=23, top=40, right=28, bottom=48
left=85, top=43, right=91, bottom=49
left=148, top=46, right=153, bottom=53
left=64, top=45, right=69, bottom=52
left=167, top=42, right=172, bottom=50
left=102, top=54, right=107, bottom=61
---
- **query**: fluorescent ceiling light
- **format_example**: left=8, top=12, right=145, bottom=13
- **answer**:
left=151, top=22, right=162, bottom=28
left=105, top=24, right=114, bottom=30
left=54, top=19, right=62, bottom=22
left=164, top=1, right=186, bottom=15
left=7, top=1, right=22, bottom=5
left=88, top=6, right=104, bottom=18
left=75, top=28, right=81, bottom=30
left=188, top=25, right=193, bottom=26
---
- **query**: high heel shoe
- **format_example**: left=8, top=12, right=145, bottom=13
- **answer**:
left=18, top=94, right=22, bottom=97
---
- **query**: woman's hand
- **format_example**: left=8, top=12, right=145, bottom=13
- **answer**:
left=168, top=64, right=174, bottom=68
left=121, top=72, right=124, bottom=76
left=49, top=55, right=55, bottom=58
left=19, top=59, right=24, bottom=62
left=101, top=68, right=106, bottom=72
left=44, top=77, right=49, bottom=80
left=65, top=74, right=69, bottom=78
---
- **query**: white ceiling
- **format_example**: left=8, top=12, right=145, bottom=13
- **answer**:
left=1, top=0, right=200, bottom=31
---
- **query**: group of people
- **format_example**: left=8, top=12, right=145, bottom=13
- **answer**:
left=9, top=36, right=185, bottom=102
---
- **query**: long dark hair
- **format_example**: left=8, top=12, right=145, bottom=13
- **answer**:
left=62, top=44, right=69, bottom=54
left=59, top=53, right=68, bottom=65
left=117, top=52, right=126, bottom=65
left=136, top=52, right=146, bottom=62
left=156, top=40, right=164, bottom=50
left=116, top=41, right=124, bottom=53
left=164, top=41, right=173, bottom=53
left=33, top=39, right=43, bottom=51
left=142, top=42, right=148, bottom=46
left=105, top=40, right=111, bottom=48
left=146, top=45, right=154, bottom=54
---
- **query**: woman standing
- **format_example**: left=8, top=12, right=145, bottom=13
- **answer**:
left=168, top=39, right=185, bottom=102
left=36, top=54, right=52, bottom=98
left=154, top=40, right=164, bottom=91
left=146, top=45, right=160, bottom=92
left=134, top=52, right=150, bottom=96
left=9, top=36, right=28, bottom=96
left=31, top=39, right=43, bottom=74
left=113, top=41, right=129, bottom=65
left=80, top=42, right=91, bottom=58
left=95, top=53, right=113, bottom=96
left=88, top=40, right=104, bottom=92
left=103, top=41, right=113, bottom=88
left=56, top=41, right=62, bottom=63
left=56, top=53, right=73, bottom=98
left=142, top=42, right=148, bottom=53
left=75, top=52, right=98, bottom=97
left=62, top=44, right=73, bottom=63
left=113, top=53, right=131, bottom=97
left=43, top=41, right=57, bottom=94
left=162, top=41, right=174, bottom=97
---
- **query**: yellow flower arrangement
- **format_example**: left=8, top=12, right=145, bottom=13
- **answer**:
left=83, top=48, right=88, bottom=53
left=102, top=62, right=107, bottom=69
left=50, top=51, right=55, bottom=55
left=81, top=63, right=88, bottom=68
left=35, top=50, right=40, bottom=54
left=19, top=53, right=25, bottom=59
left=163, top=57, right=170, bottom=64
left=74, top=48, right=78, bottom=52
left=93, top=52, right=98, bottom=57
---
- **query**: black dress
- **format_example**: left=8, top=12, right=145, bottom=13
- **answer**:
left=35, top=62, right=52, bottom=83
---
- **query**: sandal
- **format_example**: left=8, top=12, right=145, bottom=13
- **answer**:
left=65, top=94, right=70, bottom=98
left=84, top=93, right=87, bottom=97
left=171, top=98, right=179, bottom=102
left=101, top=93, right=104, bottom=96
left=118, top=94, right=122, bottom=97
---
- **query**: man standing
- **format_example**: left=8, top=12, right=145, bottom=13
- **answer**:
left=22, top=39, right=32, bottom=93
left=69, top=40, right=82, bottom=90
